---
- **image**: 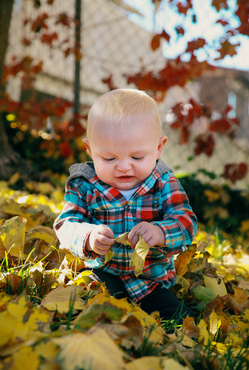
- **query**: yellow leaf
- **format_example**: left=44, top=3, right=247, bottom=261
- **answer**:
left=105, top=247, right=113, bottom=263
left=162, top=358, right=189, bottom=369
left=240, top=219, right=249, bottom=232
left=0, top=216, right=26, bottom=257
left=53, top=329, right=125, bottom=370
left=209, top=311, right=221, bottom=336
left=204, top=275, right=227, bottom=297
left=115, top=232, right=130, bottom=245
left=27, top=225, right=56, bottom=243
left=198, top=319, right=210, bottom=346
left=242, top=308, right=249, bottom=322
left=25, top=181, right=54, bottom=195
left=8, top=295, right=28, bottom=320
left=8, top=172, right=20, bottom=186
left=34, top=340, right=59, bottom=361
left=12, top=346, right=40, bottom=370
left=204, top=189, right=220, bottom=202
left=41, top=285, right=85, bottom=313
left=126, top=356, right=162, bottom=370
left=0, top=311, right=16, bottom=347
left=130, top=233, right=150, bottom=276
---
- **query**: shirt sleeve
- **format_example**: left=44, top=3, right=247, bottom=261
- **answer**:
left=152, top=173, right=197, bottom=255
left=53, top=178, right=98, bottom=260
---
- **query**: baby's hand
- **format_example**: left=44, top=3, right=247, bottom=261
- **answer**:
left=86, top=225, right=114, bottom=255
left=128, top=222, right=165, bottom=248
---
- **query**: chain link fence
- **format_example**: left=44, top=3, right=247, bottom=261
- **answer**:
left=6, top=0, right=249, bottom=189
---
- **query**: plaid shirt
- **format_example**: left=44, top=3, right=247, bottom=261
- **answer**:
left=54, top=159, right=197, bottom=301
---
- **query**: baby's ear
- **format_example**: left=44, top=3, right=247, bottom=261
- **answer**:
left=157, top=136, right=167, bottom=158
left=83, top=138, right=91, bottom=156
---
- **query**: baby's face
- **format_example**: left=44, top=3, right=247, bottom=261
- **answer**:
left=83, top=118, right=167, bottom=190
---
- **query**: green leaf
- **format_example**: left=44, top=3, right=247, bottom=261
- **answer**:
left=192, top=285, right=217, bottom=302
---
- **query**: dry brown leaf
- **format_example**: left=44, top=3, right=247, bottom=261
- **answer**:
left=175, top=244, right=197, bottom=276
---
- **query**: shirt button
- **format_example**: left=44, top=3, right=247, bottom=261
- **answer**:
left=126, top=205, right=130, bottom=211
left=152, top=201, right=159, bottom=209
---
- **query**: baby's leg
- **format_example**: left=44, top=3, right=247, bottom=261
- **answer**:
left=138, top=285, right=195, bottom=323
left=83, top=268, right=129, bottom=299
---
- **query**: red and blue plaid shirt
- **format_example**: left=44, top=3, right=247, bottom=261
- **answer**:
left=54, top=159, right=197, bottom=301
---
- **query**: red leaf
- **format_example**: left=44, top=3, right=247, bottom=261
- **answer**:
left=55, top=12, right=71, bottom=28
left=212, top=0, right=228, bottom=11
left=223, top=163, right=248, bottom=183
left=151, top=30, right=170, bottom=51
left=215, top=39, right=240, bottom=60
left=102, top=74, right=117, bottom=90
left=41, top=32, right=58, bottom=45
left=175, top=26, right=185, bottom=36
left=31, top=13, right=49, bottom=33
left=194, top=133, right=215, bottom=157
left=177, top=0, right=192, bottom=15
left=59, top=141, right=74, bottom=158
left=216, top=19, right=230, bottom=27
left=185, top=38, right=206, bottom=53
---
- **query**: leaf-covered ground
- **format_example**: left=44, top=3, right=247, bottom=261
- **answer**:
left=0, top=175, right=249, bottom=370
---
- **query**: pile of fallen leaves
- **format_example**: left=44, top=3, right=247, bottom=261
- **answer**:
left=0, top=175, right=249, bottom=369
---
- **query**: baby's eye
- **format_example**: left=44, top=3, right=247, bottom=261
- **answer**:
left=132, top=156, right=143, bottom=160
left=104, top=158, right=115, bottom=162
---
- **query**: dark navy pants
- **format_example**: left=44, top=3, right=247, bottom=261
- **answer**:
left=87, top=269, right=195, bottom=323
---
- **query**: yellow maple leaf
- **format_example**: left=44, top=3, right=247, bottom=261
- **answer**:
left=0, top=295, right=51, bottom=352
left=130, top=233, right=150, bottom=277
left=34, top=340, right=59, bottom=362
left=204, top=275, right=227, bottom=297
left=198, top=319, right=210, bottom=346
left=12, top=346, right=40, bottom=370
left=53, top=329, right=125, bottom=370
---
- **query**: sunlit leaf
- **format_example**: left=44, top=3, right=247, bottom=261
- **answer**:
left=175, top=244, right=197, bottom=276
left=162, top=358, right=189, bottom=369
left=198, top=319, right=210, bottom=346
left=0, top=216, right=26, bottom=257
left=12, top=346, right=40, bottom=370
left=126, top=356, right=162, bottom=369
left=34, top=340, right=59, bottom=362
left=130, top=234, right=150, bottom=276
left=115, top=232, right=130, bottom=245
left=41, top=284, right=85, bottom=313
left=26, top=225, right=56, bottom=243
left=204, top=275, right=227, bottom=297
left=54, top=329, right=125, bottom=370
left=192, top=285, right=217, bottom=302
left=209, top=310, right=221, bottom=336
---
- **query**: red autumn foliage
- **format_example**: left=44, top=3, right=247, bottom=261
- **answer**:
left=223, top=163, right=248, bottom=183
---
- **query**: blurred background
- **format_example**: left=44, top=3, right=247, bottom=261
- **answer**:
left=1, top=0, right=249, bottom=234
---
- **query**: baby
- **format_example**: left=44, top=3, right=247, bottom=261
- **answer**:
left=54, top=89, right=197, bottom=323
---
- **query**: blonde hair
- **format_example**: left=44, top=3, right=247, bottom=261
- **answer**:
left=87, top=89, right=161, bottom=136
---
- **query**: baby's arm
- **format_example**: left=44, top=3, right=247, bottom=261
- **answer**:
left=128, top=174, right=197, bottom=253
left=54, top=178, right=112, bottom=259
left=85, top=224, right=114, bottom=255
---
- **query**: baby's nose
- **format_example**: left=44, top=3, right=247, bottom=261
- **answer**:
left=117, top=160, right=131, bottom=171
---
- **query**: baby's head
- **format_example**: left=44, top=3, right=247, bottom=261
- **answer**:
left=87, top=88, right=162, bottom=137
left=84, top=89, right=167, bottom=190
